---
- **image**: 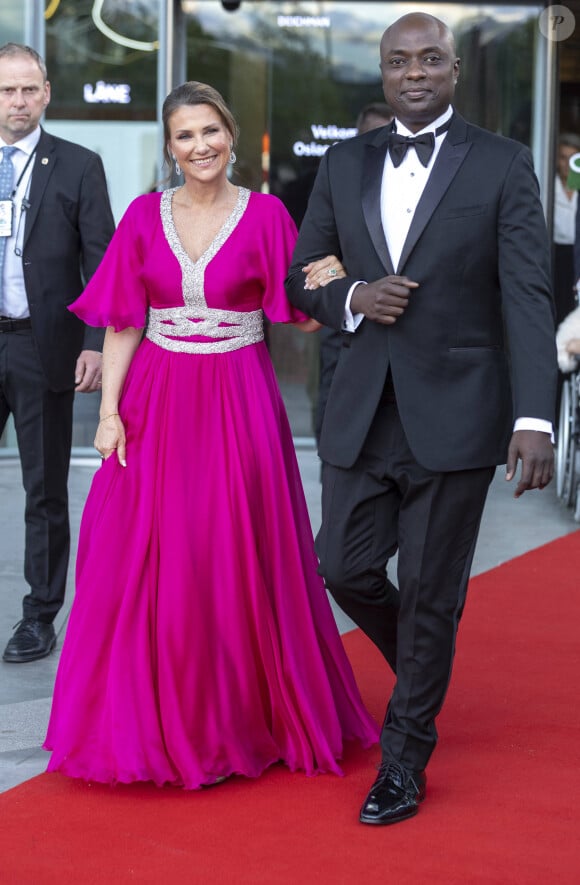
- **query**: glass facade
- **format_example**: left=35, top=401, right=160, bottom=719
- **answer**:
left=0, top=0, right=558, bottom=448
left=0, top=1, right=26, bottom=43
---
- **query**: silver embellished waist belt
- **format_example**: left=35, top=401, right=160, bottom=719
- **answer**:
left=145, top=306, right=264, bottom=354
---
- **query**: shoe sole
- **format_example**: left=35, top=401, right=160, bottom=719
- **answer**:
left=359, top=805, right=420, bottom=826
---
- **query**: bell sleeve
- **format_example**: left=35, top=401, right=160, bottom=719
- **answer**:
left=260, top=195, right=309, bottom=325
left=69, top=195, right=152, bottom=331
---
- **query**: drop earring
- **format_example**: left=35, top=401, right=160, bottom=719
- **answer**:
left=172, top=156, right=182, bottom=176
left=229, top=150, right=237, bottom=164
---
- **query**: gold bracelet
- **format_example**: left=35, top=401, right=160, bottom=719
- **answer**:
left=99, top=413, right=119, bottom=423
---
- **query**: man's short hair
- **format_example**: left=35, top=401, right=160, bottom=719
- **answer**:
left=559, top=132, right=580, bottom=152
left=0, top=43, right=48, bottom=81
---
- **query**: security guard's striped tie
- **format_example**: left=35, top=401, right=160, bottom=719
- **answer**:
left=0, top=146, right=17, bottom=314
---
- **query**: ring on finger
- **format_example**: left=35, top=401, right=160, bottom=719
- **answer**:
left=327, top=267, right=338, bottom=277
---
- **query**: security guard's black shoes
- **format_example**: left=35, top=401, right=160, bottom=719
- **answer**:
left=3, top=618, right=56, bottom=663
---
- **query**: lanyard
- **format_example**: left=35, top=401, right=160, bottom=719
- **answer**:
left=8, top=146, right=37, bottom=200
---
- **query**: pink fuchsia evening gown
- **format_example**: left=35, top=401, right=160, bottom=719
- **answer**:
left=44, top=187, right=378, bottom=788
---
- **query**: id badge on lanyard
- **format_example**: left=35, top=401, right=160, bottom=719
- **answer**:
left=0, top=198, right=12, bottom=237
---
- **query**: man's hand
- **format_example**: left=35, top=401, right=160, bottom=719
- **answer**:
left=350, top=276, right=419, bottom=324
left=75, top=350, right=102, bottom=392
left=505, top=429, right=554, bottom=498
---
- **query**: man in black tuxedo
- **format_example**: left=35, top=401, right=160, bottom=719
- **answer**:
left=0, top=44, right=115, bottom=663
left=286, top=13, right=556, bottom=825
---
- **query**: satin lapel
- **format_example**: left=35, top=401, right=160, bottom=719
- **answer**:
left=361, top=136, right=395, bottom=275
left=23, top=130, right=56, bottom=247
left=397, top=118, right=471, bottom=273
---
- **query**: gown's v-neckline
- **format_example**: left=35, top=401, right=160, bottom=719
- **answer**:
left=164, top=186, right=250, bottom=268
left=160, top=187, right=251, bottom=311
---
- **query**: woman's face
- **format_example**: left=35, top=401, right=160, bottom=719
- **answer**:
left=168, top=103, right=232, bottom=184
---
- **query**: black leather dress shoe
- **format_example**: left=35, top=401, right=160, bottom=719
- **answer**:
left=359, top=761, right=426, bottom=825
left=2, top=619, right=56, bottom=663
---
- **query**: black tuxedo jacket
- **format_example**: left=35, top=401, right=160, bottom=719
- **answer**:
left=21, top=128, right=115, bottom=391
left=286, top=113, right=557, bottom=472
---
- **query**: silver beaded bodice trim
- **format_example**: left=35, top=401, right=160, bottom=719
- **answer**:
left=146, top=187, right=264, bottom=354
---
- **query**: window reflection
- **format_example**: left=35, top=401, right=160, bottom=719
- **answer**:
left=45, top=0, right=158, bottom=121
left=0, top=1, right=25, bottom=44
left=181, top=3, right=542, bottom=201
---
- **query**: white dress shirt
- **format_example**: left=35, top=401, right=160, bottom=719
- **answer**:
left=381, top=107, right=452, bottom=269
left=553, top=174, right=577, bottom=245
left=344, top=107, right=452, bottom=327
left=0, top=127, right=41, bottom=318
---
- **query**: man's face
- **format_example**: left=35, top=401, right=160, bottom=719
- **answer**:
left=558, top=143, right=578, bottom=185
left=0, top=54, right=50, bottom=145
left=380, top=15, right=459, bottom=133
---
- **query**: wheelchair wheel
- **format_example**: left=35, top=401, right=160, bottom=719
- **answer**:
left=556, top=375, right=578, bottom=506
left=556, top=378, right=571, bottom=498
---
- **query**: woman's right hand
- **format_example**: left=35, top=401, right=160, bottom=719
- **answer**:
left=94, top=413, right=127, bottom=467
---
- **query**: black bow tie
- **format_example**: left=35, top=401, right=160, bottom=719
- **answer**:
left=387, top=118, right=452, bottom=168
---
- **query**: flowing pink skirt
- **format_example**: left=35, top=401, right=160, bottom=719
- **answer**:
left=44, top=339, right=378, bottom=787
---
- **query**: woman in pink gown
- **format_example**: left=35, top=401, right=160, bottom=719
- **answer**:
left=44, top=82, right=378, bottom=788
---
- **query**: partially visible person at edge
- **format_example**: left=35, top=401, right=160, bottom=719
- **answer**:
left=553, top=133, right=580, bottom=327
left=555, top=159, right=580, bottom=372
left=575, top=175, right=580, bottom=292
left=552, top=133, right=580, bottom=418
left=356, top=101, right=395, bottom=134
left=311, top=101, right=394, bottom=446
left=0, top=43, right=115, bottom=664
left=285, top=12, right=556, bottom=826
left=44, top=81, right=379, bottom=787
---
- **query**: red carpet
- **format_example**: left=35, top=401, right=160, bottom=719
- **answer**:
left=2, top=533, right=580, bottom=884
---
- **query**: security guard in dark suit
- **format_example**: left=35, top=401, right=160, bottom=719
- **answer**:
left=0, top=43, right=115, bottom=662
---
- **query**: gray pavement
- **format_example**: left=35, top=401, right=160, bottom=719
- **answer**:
left=1, top=448, right=577, bottom=793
